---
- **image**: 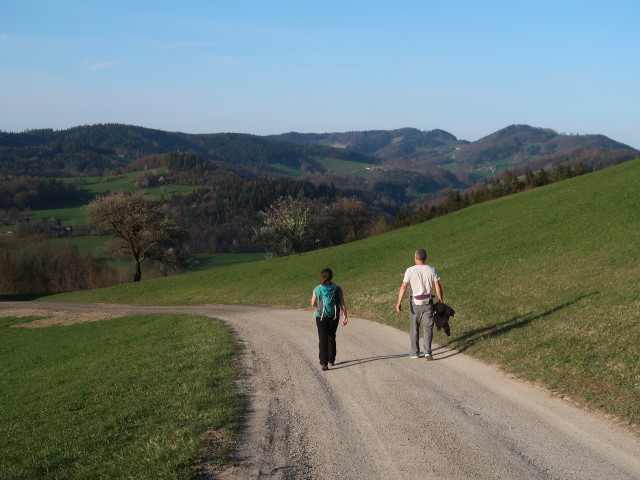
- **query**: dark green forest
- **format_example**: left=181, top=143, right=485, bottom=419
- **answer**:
left=0, top=125, right=374, bottom=177
left=0, top=176, right=91, bottom=211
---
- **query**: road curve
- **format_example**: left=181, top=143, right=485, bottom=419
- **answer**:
left=2, top=301, right=639, bottom=480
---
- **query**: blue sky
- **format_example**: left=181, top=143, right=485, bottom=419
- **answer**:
left=1, top=0, right=639, bottom=149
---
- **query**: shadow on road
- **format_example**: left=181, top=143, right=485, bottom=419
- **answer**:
left=329, top=346, right=462, bottom=369
left=329, top=354, right=406, bottom=369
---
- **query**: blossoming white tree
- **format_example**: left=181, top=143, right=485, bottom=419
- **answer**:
left=253, top=195, right=313, bottom=257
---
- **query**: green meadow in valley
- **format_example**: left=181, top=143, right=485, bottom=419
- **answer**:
left=30, top=170, right=200, bottom=226
left=47, top=158, right=640, bottom=427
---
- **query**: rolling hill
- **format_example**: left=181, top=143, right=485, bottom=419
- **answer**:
left=2, top=123, right=636, bottom=191
left=268, top=124, right=637, bottom=170
left=267, top=127, right=466, bottom=158
left=0, top=124, right=375, bottom=177
left=1, top=123, right=637, bottom=235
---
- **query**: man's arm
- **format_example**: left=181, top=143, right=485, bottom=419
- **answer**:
left=434, top=280, right=443, bottom=303
left=396, top=282, right=409, bottom=313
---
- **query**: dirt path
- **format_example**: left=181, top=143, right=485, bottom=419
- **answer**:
left=2, top=301, right=639, bottom=480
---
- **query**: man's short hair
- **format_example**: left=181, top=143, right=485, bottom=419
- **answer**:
left=415, top=249, right=427, bottom=261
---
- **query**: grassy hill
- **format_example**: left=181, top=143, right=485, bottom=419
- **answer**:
left=42, top=158, right=640, bottom=427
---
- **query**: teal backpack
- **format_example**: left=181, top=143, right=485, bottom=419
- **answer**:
left=316, top=284, right=340, bottom=320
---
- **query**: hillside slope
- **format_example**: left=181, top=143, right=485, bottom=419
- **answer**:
left=268, top=124, right=637, bottom=170
left=455, top=124, right=637, bottom=172
left=3, top=123, right=636, bottom=179
left=267, top=127, right=466, bottom=158
left=46, top=158, right=640, bottom=425
left=0, top=124, right=374, bottom=176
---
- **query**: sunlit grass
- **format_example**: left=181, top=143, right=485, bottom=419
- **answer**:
left=0, top=313, right=242, bottom=479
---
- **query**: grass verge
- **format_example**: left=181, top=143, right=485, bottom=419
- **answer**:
left=0, top=313, right=243, bottom=479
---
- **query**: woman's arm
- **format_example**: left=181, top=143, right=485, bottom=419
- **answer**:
left=339, top=288, right=348, bottom=325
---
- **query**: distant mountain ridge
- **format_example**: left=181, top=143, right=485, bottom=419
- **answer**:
left=1, top=123, right=637, bottom=209
left=266, top=127, right=465, bottom=159
left=2, top=123, right=636, bottom=170
left=268, top=124, right=636, bottom=168
left=453, top=124, right=636, bottom=172
left=0, top=124, right=374, bottom=176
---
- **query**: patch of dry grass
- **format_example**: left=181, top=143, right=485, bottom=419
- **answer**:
left=4, top=308, right=121, bottom=328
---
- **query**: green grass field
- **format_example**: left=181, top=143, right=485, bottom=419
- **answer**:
left=29, top=205, right=88, bottom=225
left=45, top=236, right=111, bottom=255
left=189, top=252, right=265, bottom=271
left=62, top=172, right=140, bottom=193
left=45, top=158, right=640, bottom=427
left=269, top=157, right=385, bottom=177
left=0, top=313, right=242, bottom=479
left=314, top=157, right=383, bottom=176
left=31, top=171, right=199, bottom=226
left=61, top=170, right=196, bottom=196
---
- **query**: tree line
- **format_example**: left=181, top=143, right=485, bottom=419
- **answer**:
left=0, top=175, right=90, bottom=213
left=165, top=174, right=341, bottom=253
left=394, top=163, right=593, bottom=226
left=253, top=195, right=374, bottom=257
left=1, top=125, right=373, bottom=177
left=0, top=240, right=127, bottom=295
left=0, top=142, right=127, bottom=177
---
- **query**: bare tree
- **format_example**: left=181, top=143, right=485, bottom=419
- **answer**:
left=315, top=197, right=371, bottom=246
left=87, top=191, right=187, bottom=282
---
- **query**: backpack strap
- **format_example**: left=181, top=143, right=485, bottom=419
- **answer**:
left=327, top=285, right=338, bottom=320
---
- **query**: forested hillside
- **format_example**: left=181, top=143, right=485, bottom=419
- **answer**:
left=267, top=124, right=636, bottom=165
left=0, top=125, right=374, bottom=177
left=2, top=123, right=636, bottom=209
left=267, top=127, right=465, bottom=158
left=453, top=125, right=637, bottom=172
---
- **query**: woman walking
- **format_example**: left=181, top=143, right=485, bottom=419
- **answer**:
left=311, top=268, right=348, bottom=371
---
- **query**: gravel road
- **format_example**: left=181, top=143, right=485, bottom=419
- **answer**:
left=2, top=301, right=639, bottom=480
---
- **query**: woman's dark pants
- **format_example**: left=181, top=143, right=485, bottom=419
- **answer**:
left=316, top=316, right=340, bottom=366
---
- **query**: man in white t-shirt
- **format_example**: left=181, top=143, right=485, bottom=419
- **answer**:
left=396, top=249, right=444, bottom=360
